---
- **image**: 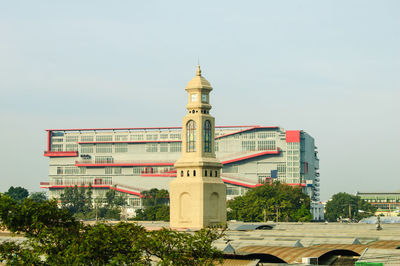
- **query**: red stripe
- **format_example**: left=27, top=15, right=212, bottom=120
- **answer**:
left=45, top=125, right=261, bottom=132
left=78, top=140, right=181, bottom=144
left=75, top=162, right=175, bottom=167
left=141, top=173, right=177, bottom=177
left=221, top=150, right=280, bottom=164
left=222, top=179, right=261, bottom=188
left=42, top=185, right=141, bottom=196
left=44, top=151, right=78, bottom=157
left=47, top=131, right=51, bottom=151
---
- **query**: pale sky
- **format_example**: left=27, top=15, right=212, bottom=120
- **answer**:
left=0, top=1, right=399, bottom=201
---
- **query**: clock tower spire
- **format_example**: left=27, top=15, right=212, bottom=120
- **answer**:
left=169, top=65, right=227, bottom=229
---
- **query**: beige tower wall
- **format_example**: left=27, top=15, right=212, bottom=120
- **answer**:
left=170, top=66, right=227, bottom=229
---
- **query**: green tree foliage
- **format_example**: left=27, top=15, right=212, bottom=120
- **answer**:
left=141, top=188, right=169, bottom=207
left=325, top=192, right=377, bottom=222
left=135, top=205, right=170, bottom=221
left=0, top=193, right=223, bottom=265
left=134, top=189, right=170, bottom=221
left=59, top=185, right=125, bottom=220
left=227, top=182, right=312, bottom=222
left=4, top=186, right=29, bottom=201
left=28, top=191, right=47, bottom=202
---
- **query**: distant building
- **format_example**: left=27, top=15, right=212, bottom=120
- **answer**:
left=356, top=192, right=400, bottom=216
left=41, top=125, right=320, bottom=216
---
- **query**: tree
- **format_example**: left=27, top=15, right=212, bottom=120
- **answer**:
left=4, top=186, right=29, bottom=201
left=141, top=188, right=169, bottom=207
left=227, top=182, right=312, bottom=222
left=29, top=191, right=47, bottom=202
left=0, top=194, right=223, bottom=265
left=325, top=192, right=377, bottom=222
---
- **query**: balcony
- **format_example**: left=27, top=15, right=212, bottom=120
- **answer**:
left=75, top=160, right=175, bottom=167
left=44, top=151, right=78, bottom=157
left=40, top=182, right=50, bottom=188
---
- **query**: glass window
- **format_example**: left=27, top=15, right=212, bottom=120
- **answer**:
left=115, top=143, right=128, bottom=153
left=96, top=144, right=112, bottom=153
left=170, top=142, right=182, bottom=152
left=51, top=144, right=63, bottom=151
left=160, top=143, right=168, bottom=152
left=191, top=94, right=198, bottom=102
left=146, top=143, right=158, bottom=152
left=81, top=135, right=94, bottom=142
left=203, top=120, right=212, bottom=152
left=81, top=144, right=94, bottom=153
left=115, top=135, right=128, bottom=141
left=96, top=135, right=113, bottom=142
left=186, top=120, right=196, bottom=152
left=202, top=93, right=208, bottom=103
left=66, top=144, right=78, bottom=151
left=66, top=136, right=79, bottom=142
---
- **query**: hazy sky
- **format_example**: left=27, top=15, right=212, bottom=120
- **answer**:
left=0, top=1, right=399, bottom=200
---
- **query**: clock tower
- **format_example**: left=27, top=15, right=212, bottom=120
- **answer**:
left=169, top=65, right=227, bottom=229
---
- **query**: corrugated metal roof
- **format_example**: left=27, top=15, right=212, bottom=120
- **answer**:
left=367, top=240, right=400, bottom=249
left=217, top=259, right=260, bottom=266
left=235, top=245, right=363, bottom=264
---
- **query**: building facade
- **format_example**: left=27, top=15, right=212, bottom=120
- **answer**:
left=41, top=125, right=320, bottom=212
left=356, top=192, right=400, bottom=216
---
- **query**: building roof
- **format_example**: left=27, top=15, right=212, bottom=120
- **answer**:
left=185, top=65, right=212, bottom=90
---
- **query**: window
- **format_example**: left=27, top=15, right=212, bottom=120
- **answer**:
left=215, top=171, right=218, bottom=177
left=81, top=135, right=94, bottom=142
left=215, top=142, right=219, bottom=152
left=52, top=138, right=63, bottom=143
left=203, top=120, right=212, bottom=152
left=160, top=143, right=168, bottom=152
left=66, top=136, right=79, bottom=142
left=146, top=134, right=158, bottom=140
left=193, top=170, right=196, bottom=176
left=258, top=140, right=276, bottom=151
left=181, top=171, right=184, bottom=177
left=64, top=167, right=81, bottom=175
left=191, top=93, right=198, bottom=102
left=115, top=135, right=128, bottom=141
left=133, top=167, right=144, bottom=175
left=115, top=143, right=128, bottom=153
left=81, top=144, right=94, bottom=153
left=258, top=132, right=275, bottom=139
left=51, top=144, right=63, bottom=151
left=57, top=167, right=63, bottom=175
left=170, top=133, right=181, bottom=139
left=66, top=144, right=78, bottom=151
left=170, top=142, right=182, bottom=152
left=186, top=120, right=196, bottom=152
left=202, top=93, right=208, bottom=103
left=96, top=135, right=112, bottom=141
left=130, top=134, right=144, bottom=141
left=96, top=144, right=112, bottom=153
left=146, top=143, right=158, bottom=152
left=160, top=134, right=168, bottom=139
left=114, top=167, right=122, bottom=174
left=242, top=141, right=256, bottom=151
left=95, top=156, right=114, bottom=164
left=105, top=167, right=113, bottom=174
left=205, top=170, right=207, bottom=177
left=187, top=170, right=190, bottom=177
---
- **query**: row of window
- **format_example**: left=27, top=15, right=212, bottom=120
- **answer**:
left=50, top=176, right=112, bottom=186
left=179, top=169, right=219, bottom=177
left=56, top=166, right=86, bottom=175
left=52, top=133, right=183, bottom=143
left=80, top=143, right=182, bottom=154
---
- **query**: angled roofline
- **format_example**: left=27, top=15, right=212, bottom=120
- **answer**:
left=45, top=125, right=261, bottom=132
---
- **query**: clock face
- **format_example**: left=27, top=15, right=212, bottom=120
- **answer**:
left=202, top=93, right=207, bottom=103
left=191, top=94, right=198, bottom=102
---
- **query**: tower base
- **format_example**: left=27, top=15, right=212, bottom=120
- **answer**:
left=169, top=177, right=227, bottom=229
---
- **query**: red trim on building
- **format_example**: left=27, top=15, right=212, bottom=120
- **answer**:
left=47, top=131, right=51, bottom=151
left=222, top=179, right=262, bottom=188
left=221, top=150, right=280, bottom=164
left=216, top=126, right=279, bottom=140
left=141, top=173, right=177, bottom=177
left=78, top=140, right=182, bottom=144
left=41, top=184, right=141, bottom=196
left=75, top=162, right=175, bottom=167
left=45, top=125, right=260, bottom=132
left=287, top=183, right=307, bottom=187
left=285, top=130, right=300, bottom=143
left=44, top=151, right=78, bottom=157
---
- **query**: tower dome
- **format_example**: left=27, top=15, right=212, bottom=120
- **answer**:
left=185, top=65, right=212, bottom=90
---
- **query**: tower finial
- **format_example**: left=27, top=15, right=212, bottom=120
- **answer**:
left=196, top=64, right=202, bottom=76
